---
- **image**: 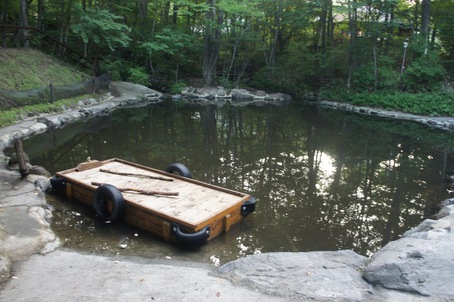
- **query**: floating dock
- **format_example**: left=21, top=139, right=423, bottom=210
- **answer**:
left=51, top=158, right=256, bottom=247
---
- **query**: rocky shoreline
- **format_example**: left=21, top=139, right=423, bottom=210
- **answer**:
left=1, top=82, right=454, bottom=301
left=318, top=100, right=454, bottom=133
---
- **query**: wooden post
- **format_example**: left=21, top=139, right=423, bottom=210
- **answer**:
left=49, top=83, right=54, bottom=103
left=14, top=139, right=29, bottom=178
left=162, top=221, right=171, bottom=241
left=224, top=214, right=232, bottom=232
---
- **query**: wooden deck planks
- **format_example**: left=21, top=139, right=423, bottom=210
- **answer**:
left=59, top=159, right=247, bottom=227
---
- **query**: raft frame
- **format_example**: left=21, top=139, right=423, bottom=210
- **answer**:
left=51, top=158, right=255, bottom=247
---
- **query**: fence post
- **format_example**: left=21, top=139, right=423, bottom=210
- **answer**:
left=49, top=83, right=54, bottom=103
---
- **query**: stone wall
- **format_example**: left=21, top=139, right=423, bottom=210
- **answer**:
left=318, top=100, right=454, bottom=132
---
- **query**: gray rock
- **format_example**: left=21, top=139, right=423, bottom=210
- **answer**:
left=231, top=88, right=254, bottom=99
left=364, top=208, right=454, bottom=298
left=254, top=90, right=267, bottom=98
left=215, top=86, right=226, bottom=97
left=0, top=255, right=11, bottom=283
left=177, top=85, right=291, bottom=105
left=29, top=165, right=51, bottom=177
left=219, top=250, right=372, bottom=301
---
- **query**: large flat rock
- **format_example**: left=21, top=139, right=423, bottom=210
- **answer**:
left=364, top=208, right=454, bottom=299
left=219, top=250, right=372, bottom=301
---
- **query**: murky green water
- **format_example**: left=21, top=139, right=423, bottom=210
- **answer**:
left=19, top=100, right=454, bottom=265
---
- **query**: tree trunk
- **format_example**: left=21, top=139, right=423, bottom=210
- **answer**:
left=18, top=0, right=29, bottom=48
left=319, top=0, right=328, bottom=52
left=37, top=0, right=45, bottom=30
left=202, top=0, right=222, bottom=85
left=268, top=0, right=283, bottom=77
left=139, top=0, right=149, bottom=21
left=413, top=0, right=420, bottom=33
left=421, top=0, right=430, bottom=36
left=1, top=0, right=8, bottom=47
left=373, top=44, right=377, bottom=91
left=327, top=0, right=334, bottom=48
left=421, top=0, right=431, bottom=47
left=137, top=0, right=149, bottom=35
left=172, top=5, right=179, bottom=25
left=346, top=0, right=357, bottom=90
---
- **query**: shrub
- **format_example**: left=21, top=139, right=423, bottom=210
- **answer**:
left=169, top=81, right=187, bottom=94
left=127, top=67, right=149, bottom=87
left=401, top=54, right=446, bottom=92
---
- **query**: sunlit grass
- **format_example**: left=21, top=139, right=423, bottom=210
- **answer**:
left=0, top=95, right=95, bottom=128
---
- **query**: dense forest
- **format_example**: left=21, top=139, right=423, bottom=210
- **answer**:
left=1, top=0, right=453, bottom=96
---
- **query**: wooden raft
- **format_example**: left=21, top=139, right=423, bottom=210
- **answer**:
left=54, top=158, right=253, bottom=245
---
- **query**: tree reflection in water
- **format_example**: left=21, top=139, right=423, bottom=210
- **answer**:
left=23, top=101, right=453, bottom=262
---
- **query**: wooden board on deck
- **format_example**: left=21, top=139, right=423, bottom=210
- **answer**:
left=56, top=158, right=249, bottom=229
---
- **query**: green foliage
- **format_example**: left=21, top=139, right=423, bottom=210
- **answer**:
left=127, top=67, right=149, bottom=86
left=401, top=53, right=446, bottom=92
left=0, top=49, right=88, bottom=90
left=320, top=89, right=454, bottom=116
left=0, top=95, right=93, bottom=128
left=99, top=58, right=133, bottom=81
left=140, top=29, right=201, bottom=67
left=3, top=0, right=454, bottom=109
left=352, top=59, right=400, bottom=92
left=71, top=6, right=131, bottom=54
left=169, top=81, right=187, bottom=94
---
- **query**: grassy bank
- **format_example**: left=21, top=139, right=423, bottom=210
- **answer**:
left=0, top=48, right=88, bottom=90
left=0, top=48, right=95, bottom=127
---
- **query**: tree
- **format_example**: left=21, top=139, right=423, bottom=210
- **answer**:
left=217, top=0, right=262, bottom=86
left=432, top=0, right=454, bottom=74
left=71, top=6, right=131, bottom=75
left=202, top=0, right=223, bottom=85
left=421, top=0, right=431, bottom=40
left=18, top=0, right=29, bottom=47
left=140, top=28, right=201, bottom=82
left=346, top=0, right=358, bottom=90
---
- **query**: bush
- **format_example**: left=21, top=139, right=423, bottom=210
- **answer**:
left=127, top=67, right=149, bottom=87
left=169, top=81, right=187, bottom=94
left=100, top=58, right=133, bottom=81
left=401, top=54, right=446, bottom=92
left=352, top=55, right=400, bottom=92
left=322, top=90, right=454, bottom=116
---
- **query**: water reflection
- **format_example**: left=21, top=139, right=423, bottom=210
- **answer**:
left=20, top=101, right=453, bottom=264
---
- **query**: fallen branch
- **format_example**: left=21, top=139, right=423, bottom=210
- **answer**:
left=91, top=182, right=178, bottom=196
left=99, top=169, right=173, bottom=181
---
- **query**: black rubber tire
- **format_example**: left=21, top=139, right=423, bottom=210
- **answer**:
left=241, top=197, right=257, bottom=216
left=164, top=163, right=192, bottom=178
left=50, top=176, right=67, bottom=191
left=92, top=184, right=126, bottom=222
left=171, top=222, right=210, bottom=247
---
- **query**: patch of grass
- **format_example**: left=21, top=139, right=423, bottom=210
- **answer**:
left=0, top=95, right=94, bottom=128
left=0, top=48, right=89, bottom=90
left=0, top=48, right=97, bottom=127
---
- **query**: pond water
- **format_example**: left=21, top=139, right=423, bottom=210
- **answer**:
left=21, top=100, right=454, bottom=266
